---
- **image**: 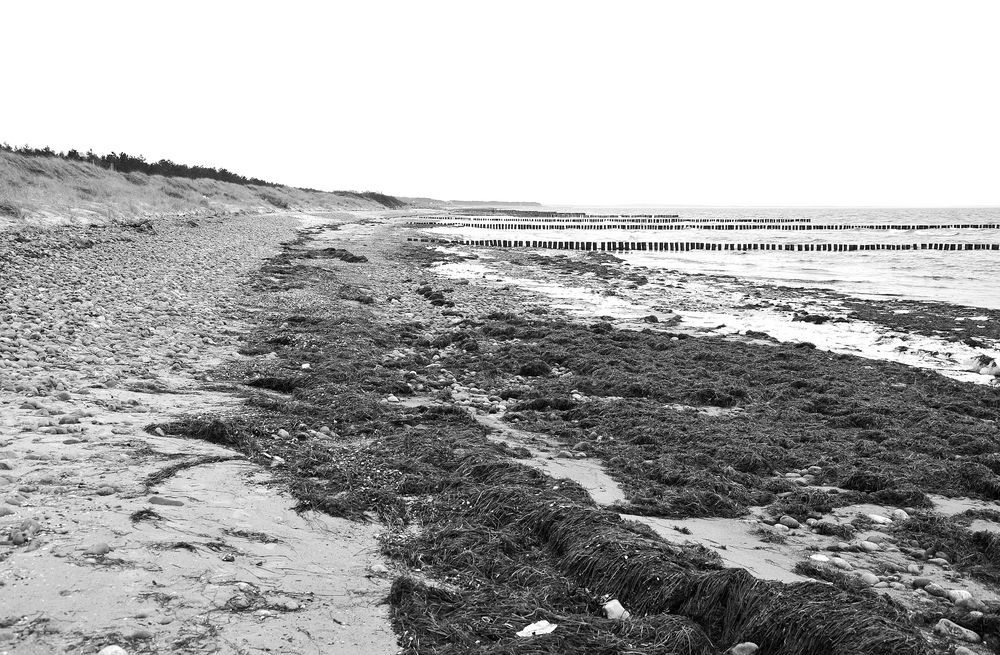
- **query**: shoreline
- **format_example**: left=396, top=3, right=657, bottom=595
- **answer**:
left=3, top=211, right=1000, bottom=654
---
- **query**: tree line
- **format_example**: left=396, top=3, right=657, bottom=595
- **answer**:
left=1, top=142, right=278, bottom=187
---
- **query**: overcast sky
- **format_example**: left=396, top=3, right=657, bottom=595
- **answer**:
left=3, top=1, right=998, bottom=206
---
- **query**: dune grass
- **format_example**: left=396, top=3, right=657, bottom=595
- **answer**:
left=0, top=150, right=401, bottom=229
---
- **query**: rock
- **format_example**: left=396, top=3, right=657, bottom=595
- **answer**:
left=947, top=589, right=973, bottom=605
left=859, top=540, right=880, bottom=552
left=906, top=564, right=921, bottom=574
left=911, top=577, right=931, bottom=589
left=954, top=648, right=976, bottom=655
left=276, top=429, right=290, bottom=439
left=228, top=594, right=252, bottom=610
left=386, top=394, right=399, bottom=403
left=935, top=618, right=980, bottom=643
left=0, top=461, right=12, bottom=471
left=830, top=557, right=852, bottom=570
left=867, top=514, right=892, bottom=525
left=857, top=571, right=880, bottom=586
left=369, top=562, right=390, bottom=576
left=130, top=629, right=153, bottom=640
left=96, top=486, right=115, bottom=496
left=891, top=508, right=909, bottom=521
left=927, top=557, right=950, bottom=567
left=809, top=554, right=830, bottom=563
left=602, top=598, right=631, bottom=620
left=771, top=523, right=790, bottom=534
left=97, top=647, right=128, bottom=655
left=0, top=507, right=13, bottom=517
left=85, top=542, right=112, bottom=556
left=148, top=496, right=183, bottom=507
left=924, top=582, right=947, bottom=597
left=779, top=515, right=800, bottom=529
left=725, top=643, right=759, bottom=655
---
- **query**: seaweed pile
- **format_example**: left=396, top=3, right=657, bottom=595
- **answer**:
left=436, top=313, right=1000, bottom=519
left=147, top=228, right=960, bottom=653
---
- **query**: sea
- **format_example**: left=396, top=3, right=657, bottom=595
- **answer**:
left=428, top=206, right=1000, bottom=310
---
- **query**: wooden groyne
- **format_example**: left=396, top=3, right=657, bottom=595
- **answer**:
left=407, top=237, right=1000, bottom=252
left=405, top=221, right=1000, bottom=231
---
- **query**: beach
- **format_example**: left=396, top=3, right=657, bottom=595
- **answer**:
left=2, top=209, right=1000, bottom=654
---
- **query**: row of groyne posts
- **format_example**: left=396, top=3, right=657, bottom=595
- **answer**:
left=402, top=213, right=999, bottom=253
left=406, top=237, right=1000, bottom=252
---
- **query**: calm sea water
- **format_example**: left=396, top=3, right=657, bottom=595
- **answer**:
left=431, top=207, right=1000, bottom=310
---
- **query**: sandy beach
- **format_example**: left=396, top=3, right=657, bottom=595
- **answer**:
left=2, top=209, right=1000, bottom=654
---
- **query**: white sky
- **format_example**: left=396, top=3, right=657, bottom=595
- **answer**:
left=2, top=1, right=999, bottom=206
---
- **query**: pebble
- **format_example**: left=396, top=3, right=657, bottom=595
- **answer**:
left=725, top=643, right=759, bottom=655
left=98, top=647, right=128, bottom=655
left=927, top=557, right=950, bottom=567
left=906, top=564, right=921, bottom=574
left=911, top=577, right=931, bottom=589
left=924, top=582, right=947, bottom=598
left=602, top=599, right=630, bottom=620
left=947, top=589, right=973, bottom=604
left=934, top=618, right=981, bottom=643
left=830, top=557, right=852, bottom=570
left=857, top=571, right=880, bottom=586
left=84, top=542, right=112, bottom=556
left=866, top=514, right=892, bottom=524
left=148, top=496, right=184, bottom=506
left=809, top=554, right=829, bottom=563
left=779, top=515, right=800, bottom=529
left=891, top=508, right=909, bottom=521
left=858, top=540, right=880, bottom=552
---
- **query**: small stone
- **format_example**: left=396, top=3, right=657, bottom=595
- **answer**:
left=98, top=647, right=128, bottom=655
left=927, top=557, right=950, bottom=567
left=857, top=571, right=879, bottom=586
left=276, top=429, right=290, bottom=439
left=859, top=540, right=880, bottom=552
left=555, top=450, right=574, bottom=459
left=369, top=563, right=390, bottom=576
left=96, top=486, right=115, bottom=496
left=386, top=394, right=399, bottom=403
left=891, top=508, right=909, bottom=521
left=809, top=554, right=830, bottom=563
left=947, top=589, right=973, bottom=605
left=602, top=599, right=631, bottom=620
left=924, top=582, right=947, bottom=597
left=228, top=594, right=251, bottom=610
left=889, top=582, right=907, bottom=591
left=85, top=542, right=112, bottom=556
left=771, top=523, right=790, bottom=534
left=221, top=553, right=235, bottom=562
left=725, top=643, right=759, bottom=655
left=148, top=496, right=183, bottom=507
left=779, top=515, right=800, bottom=529
left=830, top=557, right=852, bottom=570
left=130, top=629, right=152, bottom=640
left=935, top=618, right=980, bottom=643
left=0, top=461, right=12, bottom=471
left=867, top=514, right=892, bottom=525
left=955, top=647, right=976, bottom=655
left=906, top=564, right=921, bottom=574
left=911, top=577, right=931, bottom=589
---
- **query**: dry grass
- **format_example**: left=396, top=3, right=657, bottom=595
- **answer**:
left=0, top=150, right=392, bottom=229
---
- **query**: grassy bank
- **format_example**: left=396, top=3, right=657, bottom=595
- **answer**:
left=0, top=150, right=403, bottom=229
